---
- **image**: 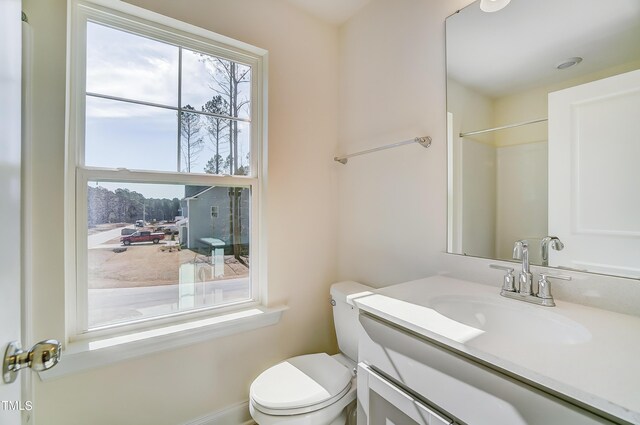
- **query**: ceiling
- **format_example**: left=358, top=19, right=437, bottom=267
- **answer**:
left=446, top=0, right=640, bottom=98
left=282, top=0, right=640, bottom=94
left=284, top=0, right=371, bottom=25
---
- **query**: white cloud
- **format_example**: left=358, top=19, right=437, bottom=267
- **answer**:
left=84, top=23, right=252, bottom=119
left=86, top=21, right=178, bottom=115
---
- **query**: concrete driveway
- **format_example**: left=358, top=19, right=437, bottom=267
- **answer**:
left=88, top=277, right=250, bottom=327
left=88, top=225, right=132, bottom=249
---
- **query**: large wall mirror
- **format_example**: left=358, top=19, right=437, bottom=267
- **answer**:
left=446, top=0, right=640, bottom=279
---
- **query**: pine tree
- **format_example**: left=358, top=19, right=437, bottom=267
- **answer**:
left=180, top=104, right=204, bottom=173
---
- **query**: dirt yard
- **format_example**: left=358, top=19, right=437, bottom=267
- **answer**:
left=88, top=240, right=249, bottom=289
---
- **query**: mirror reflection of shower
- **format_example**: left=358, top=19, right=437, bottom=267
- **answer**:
left=446, top=0, right=640, bottom=278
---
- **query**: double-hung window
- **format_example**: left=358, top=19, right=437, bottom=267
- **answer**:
left=68, top=2, right=265, bottom=337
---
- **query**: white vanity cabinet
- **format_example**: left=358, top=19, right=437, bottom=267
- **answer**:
left=357, top=313, right=618, bottom=425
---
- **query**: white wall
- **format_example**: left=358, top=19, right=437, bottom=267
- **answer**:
left=23, top=0, right=340, bottom=424
left=495, top=142, right=548, bottom=262
left=446, top=78, right=496, bottom=258
left=337, top=0, right=471, bottom=286
left=461, top=139, right=496, bottom=259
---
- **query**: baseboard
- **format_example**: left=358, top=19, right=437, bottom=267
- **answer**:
left=181, top=400, right=255, bottom=425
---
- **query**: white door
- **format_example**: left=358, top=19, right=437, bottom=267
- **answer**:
left=0, top=0, right=25, bottom=424
left=548, top=69, right=640, bottom=277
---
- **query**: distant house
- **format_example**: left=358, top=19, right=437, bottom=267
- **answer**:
left=180, top=186, right=250, bottom=255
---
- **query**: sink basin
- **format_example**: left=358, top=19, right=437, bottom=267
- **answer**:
left=429, top=295, right=591, bottom=345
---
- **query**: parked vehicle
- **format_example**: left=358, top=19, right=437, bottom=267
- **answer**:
left=120, top=231, right=165, bottom=246
left=135, top=220, right=145, bottom=227
left=162, top=225, right=179, bottom=235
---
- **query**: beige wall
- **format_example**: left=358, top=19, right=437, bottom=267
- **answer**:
left=447, top=78, right=495, bottom=146
left=24, top=0, right=340, bottom=424
left=336, top=0, right=470, bottom=286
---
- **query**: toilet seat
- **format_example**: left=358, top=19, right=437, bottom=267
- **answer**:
left=250, top=353, right=352, bottom=416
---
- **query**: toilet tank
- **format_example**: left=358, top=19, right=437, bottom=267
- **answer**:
left=330, top=281, right=374, bottom=362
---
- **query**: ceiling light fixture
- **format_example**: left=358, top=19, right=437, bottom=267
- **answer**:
left=556, top=57, right=583, bottom=70
left=480, top=0, right=511, bottom=13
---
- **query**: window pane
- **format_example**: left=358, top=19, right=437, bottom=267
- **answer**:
left=85, top=96, right=179, bottom=171
left=181, top=48, right=251, bottom=119
left=86, top=21, right=179, bottom=106
left=180, top=112, right=251, bottom=175
left=87, top=181, right=251, bottom=328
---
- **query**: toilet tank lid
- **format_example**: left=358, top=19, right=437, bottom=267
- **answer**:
left=330, top=281, right=374, bottom=306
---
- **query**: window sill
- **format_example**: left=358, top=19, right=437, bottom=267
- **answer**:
left=39, top=305, right=287, bottom=381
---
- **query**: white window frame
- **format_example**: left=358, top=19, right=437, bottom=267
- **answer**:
left=65, top=0, right=268, bottom=341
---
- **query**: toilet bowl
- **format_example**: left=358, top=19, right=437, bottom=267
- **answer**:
left=249, top=281, right=373, bottom=425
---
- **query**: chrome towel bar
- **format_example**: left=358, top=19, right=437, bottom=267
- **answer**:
left=334, top=136, right=432, bottom=165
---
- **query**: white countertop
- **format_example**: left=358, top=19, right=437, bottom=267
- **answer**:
left=353, top=275, right=640, bottom=424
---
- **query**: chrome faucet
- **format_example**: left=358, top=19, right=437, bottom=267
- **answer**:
left=512, top=240, right=533, bottom=295
left=489, top=256, right=573, bottom=307
left=541, top=236, right=564, bottom=266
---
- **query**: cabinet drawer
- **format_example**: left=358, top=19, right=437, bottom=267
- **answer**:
left=358, top=363, right=452, bottom=425
left=359, top=313, right=617, bottom=425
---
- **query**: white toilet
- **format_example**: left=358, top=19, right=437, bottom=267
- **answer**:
left=249, top=281, right=373, bottom=425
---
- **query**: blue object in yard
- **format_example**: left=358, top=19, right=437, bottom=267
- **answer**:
left=199, top=238, right=226, bottom=277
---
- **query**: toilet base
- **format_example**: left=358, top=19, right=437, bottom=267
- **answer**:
left=325, top=404, right=356, bottom=425
left=250, top=394, right=356, bottom=425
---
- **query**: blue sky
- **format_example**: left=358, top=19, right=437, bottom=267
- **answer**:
left=85, top=22, right=251, bottom=199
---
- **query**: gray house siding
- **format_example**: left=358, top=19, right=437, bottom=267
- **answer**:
left=181, top=186, right=250, bottom=254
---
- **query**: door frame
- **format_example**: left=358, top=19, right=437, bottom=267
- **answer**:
left=21, top=9, right=35, bottom=425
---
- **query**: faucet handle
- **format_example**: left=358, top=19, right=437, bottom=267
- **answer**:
left=490, top=264, right=516, bottom=293
left=540, top=273, right=572, bottom=282
left=490, top=264, right=514, bottom=272
left=537, top=273, right=572, bottom=304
